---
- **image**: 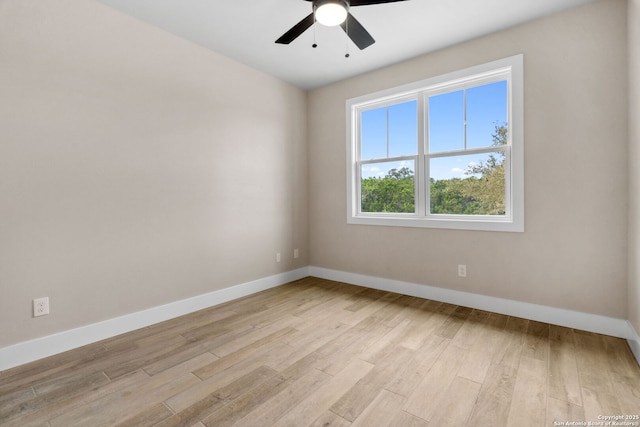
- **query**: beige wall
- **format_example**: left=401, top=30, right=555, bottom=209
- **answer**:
left=629, top=0, right=640, bottom=334
left=1, top=0, right=635, bottom=352
left=309, top=0, right=629, bottom=318
left=0, top=0, right=308, bottom=348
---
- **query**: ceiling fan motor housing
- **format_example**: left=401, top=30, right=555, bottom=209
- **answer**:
left=314, top=0, right=350, bottom=10
left=314, top=0, right=350, bottom=26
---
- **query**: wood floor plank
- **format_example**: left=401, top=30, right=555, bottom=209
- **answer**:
left=385, top=333, right=449, bottom=398
left=261, top=340, right=324, bottom=374
left=166, top=341, right=290, bottom=413
left=101, top=307, right=236, bottom=351
left=546, top=396, right=585, bottom=426
left=434, top=305, right=473, bottom=339
left=309, top=411, right=351, bottom=427
left=466, top=362, right=519, bottom=426
left=210, top=315, right=302, bottom=358
left=272, top=358, right=374, bottom=426
left=450, top=308, right=492, bottom=349
left=1, top=371, right=110, bottom=423
left=403, top=343, right=469, bottom=421
left=112, top=402, right=173, bottom=427
left=610, top=379, right=640, bottom=415
left=178, top=318, right=245, bottom=344
left=395, top=303, right=441, bottom=351
left=601, top=334, right=640, bottom=385
left=581, top=386, right=622, bottom=423
left=158, top=390, right=225, bottom=427
left=234, top=365, right=331, bottom=426
left=388, top=411, right=430, bottom=427
left=200, top=375, right=288, bottom=427
left=142, top=337, right=222, bottom=376
left=103, top=334, right=189, bottom=380
left=156, top=366, right=276, bottom=427
left=523, top=320, right=550, bottom=362
left=368, top=294, right=418, bottom=327
left=329, top=346, right=415, bottom=421
left=416, top=301, right=457, bottom=337
left=573, top=331, right=617, bottom=396
left=428, top=376, right=481, bottom=427
left=344, top=288, right=390, bottom=312
left=47, top=352, right=214, bottom=427
left=2, top=278, right=639, bottom=427
left=0, top=342, right=108, bottom=396
left=191, top=327, right=296, bottom=380
left=357, top=318, right=412, bottom=363
left=340, top=291, right=403, bottom=327
left=548, top=325, right=582, bottom=406
left=290, top=282, right=363, bottom=320
left=0, top=386, right=35, bottom=416
left=201, top=350, right=329, bottom=427
left=457, top=313, right=508, bottom=384
left=505, top=356, right=548, bottom=427
left=383, top=295, right=430, bottom=325
left=349, top=389, right=407, bottom=427
left=49, top=372, right=198, bottom=427
left=315, top=316, right=392, bottom=376
left=7, top=370, right=150, bottom=427
left=33, top=370, right=109, bottom=396
left=281, top=316, right=350, bottom=352
left=353, top=297, right=430, bottom=363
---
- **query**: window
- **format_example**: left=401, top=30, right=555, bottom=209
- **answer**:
left=347, top=55, right=524, bottom=232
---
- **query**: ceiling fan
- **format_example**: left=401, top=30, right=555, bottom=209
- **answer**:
left=275, top=0, right=409, bottom=51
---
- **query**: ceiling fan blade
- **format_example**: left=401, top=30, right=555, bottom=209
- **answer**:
left=341, top=13, right=375, bottom=50
left=350, top=0, right=409, bottom=6
left=275, top=13, right=315, bottom=44
left=304, top=0, right=408, bottom=4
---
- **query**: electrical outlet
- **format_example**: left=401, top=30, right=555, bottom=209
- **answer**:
left=294, top=249, right=299, bottom=259
left=276, top=252, right=281, bottom=263
left=457, top=264, right=467, bottom=277
left=33, top=297, right=50, bottom=317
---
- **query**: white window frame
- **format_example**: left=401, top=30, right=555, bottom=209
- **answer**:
left=346, top=54, right=524, bottom=232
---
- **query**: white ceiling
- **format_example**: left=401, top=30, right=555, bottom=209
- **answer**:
left=96, top=0, right=596, bottom=90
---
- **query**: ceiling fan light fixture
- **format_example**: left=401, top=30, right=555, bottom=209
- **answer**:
left=315, top=1, right=348, bottom=27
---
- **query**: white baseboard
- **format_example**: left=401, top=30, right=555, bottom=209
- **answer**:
left=3, top=265, right=639, bottom=371
left=0, top=267, right=310, bottom=372
left=309, top=266, right=639, bottom=364
left=628, top=321, right=640, bottom=365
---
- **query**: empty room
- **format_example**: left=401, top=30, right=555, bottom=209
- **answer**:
left=1, top=0, right=639, bottom=425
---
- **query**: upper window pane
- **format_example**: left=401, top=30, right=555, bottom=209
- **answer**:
left=361, top=107, right=387, bottom=160
left=428, top=90, right=464, bottom=153
left=467, top=80, right=508, bottom=149
left=361, top=100, right=417, bottom=160
left=388, top=100, right=417, bottom=157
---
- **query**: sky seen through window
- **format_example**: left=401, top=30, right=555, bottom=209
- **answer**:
left=360, top=80, right=507, bottom=181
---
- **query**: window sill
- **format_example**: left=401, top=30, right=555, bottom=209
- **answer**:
left=347, top=214, right=524, bottom=232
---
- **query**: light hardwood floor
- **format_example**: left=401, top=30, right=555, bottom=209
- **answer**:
left=1, top=277, right=639, bottom=426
